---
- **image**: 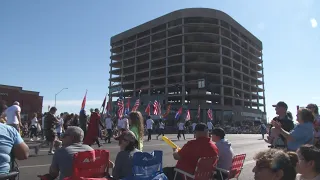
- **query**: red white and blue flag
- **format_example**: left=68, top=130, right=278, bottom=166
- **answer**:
left=80, top=90, right=87, bottom=110
left=153, top=100, right=159, bottom=115
left=117, top=99, right=124, bottom=118
left=145, top=103, right=151, bottom=116
left=125, top=98, right=130, bottom=115
left=175, top=107, right=183, bottom=119
left=186, top=110, right=191, bottom=121
left=131, top=99, right=140, bottom=112
left=207, top=109, right=213, bottom=120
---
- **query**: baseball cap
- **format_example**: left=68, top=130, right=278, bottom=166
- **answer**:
left=272, top=101, right=288, bottom=109
left=115, top=130, right=137, bottom=142
left=194, top=123, right=208, bottom=132
left=211, top=127, right=226, bottom=139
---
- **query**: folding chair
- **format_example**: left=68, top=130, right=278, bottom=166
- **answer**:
left=216, top=154, right=246, bottom=180
left=0, top=151, right=19, bottom=180
left=174, top=156, right=219, bottom=180
left=64, top=149, right=113, bottom=180
left=123, top=150, right=167, bottom=180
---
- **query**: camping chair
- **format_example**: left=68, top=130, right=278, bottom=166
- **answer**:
left=0, top=151, right=19, bottom=180
left=123, top=150, right=166, bottom=180
left=174, top=156, right=219, bottom=180
left=64, top=149, right=113, bottom=180
left=216, top=154, right=246, bottom=180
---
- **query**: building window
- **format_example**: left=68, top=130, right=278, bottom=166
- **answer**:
left=223, top=110, right=233, bottom=125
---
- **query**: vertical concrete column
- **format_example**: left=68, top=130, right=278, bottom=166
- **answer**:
left=231, top=50, right=235, bottom=106
left=261, top=55, right=266, bottom=114
left=148, top=31, right=152, bottom=95
left=121, top=44, right=125, bottom=95
left=134, top=39, right=137, bottom=96
left=165, top=23, right=169, bottom=105
left=181, top=18, right=185, bottom=104
left=219, top=25, right=224, bottom=106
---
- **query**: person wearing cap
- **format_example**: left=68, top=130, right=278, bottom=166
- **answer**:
left=267, top=101, right=294, bottom=147
left=112, top=130, right=141, bottom=179
left=1, top=101, right=22, bottom=132
left=306, top=103, right=320, bottom=147
left=273, top=108, right=314, bottom=151
left=163, top=123, right=218, bottom=179
left=47, top=126, right=93, bottom=180
left=211, top=128, right=234, bottom=179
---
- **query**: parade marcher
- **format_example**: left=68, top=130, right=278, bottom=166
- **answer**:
left=79, top=110, right=87, bottom=137
left=83, top=108, right=104, bottom=147
left=122, top=115, right=129, bottom=132
left=30, top=113, right=40, bottom=141
left=192, top=121, right=197, bottom=138
left=207, top=120, right=213, bottom=137
left=2, top=101, right=22, bottom=132
left=177, top=120, right=185, bottom=140
left=56, top=113, right=64, bottom=139
left=146, top=116, right=154, bottom=141
left=105, top=114, right=113, bottom=143
left=44, top=107, right=60, bottom=155
left=156, top=119, right=165, bottom=140
left=260, top=122, right=267, bottom=139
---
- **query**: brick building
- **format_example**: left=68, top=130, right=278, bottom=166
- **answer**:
left=0, top=84, right=43, bottom=121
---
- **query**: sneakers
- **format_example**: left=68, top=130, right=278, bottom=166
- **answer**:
left=48, top=151, right=54, bottom=155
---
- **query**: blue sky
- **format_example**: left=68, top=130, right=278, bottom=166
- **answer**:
left=1, top=0, right=319, bottom=121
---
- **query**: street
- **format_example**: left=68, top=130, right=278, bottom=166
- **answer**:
left=19, top=134, right=266, bottom=180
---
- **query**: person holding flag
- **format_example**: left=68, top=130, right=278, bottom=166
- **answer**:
left=83, top=108, right=105, bottom=147
left=207, top=109, right=214, bottom=137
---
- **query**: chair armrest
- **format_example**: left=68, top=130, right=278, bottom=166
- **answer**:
left=216, top=167, right=230, bottom=174
left=0, top=171, right=19, bottom=179
left=174, top=168, right=195, bottom=178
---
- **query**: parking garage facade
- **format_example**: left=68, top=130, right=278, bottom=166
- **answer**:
left=109, top=8, right=266, bottom=124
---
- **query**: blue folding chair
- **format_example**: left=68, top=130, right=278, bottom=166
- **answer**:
left=122, top=150, right=168, bottom=180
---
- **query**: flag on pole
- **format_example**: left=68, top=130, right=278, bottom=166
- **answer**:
left=196, top=105, right=200, bottom=120
left=153, top=100, right=159, bottom=115
left=117, top=99, right=124, bottom=118
left=175, top=107, right=183, bottom=119
left=125, top=98, right=130, bottom=115
left=145, top=103, right=151, bottom=116
left=101, top=96, right=106, bottom=108
left=186, top=110, right=191, bottom=121
left=132, top=99, right=140, bottom=111
left=162, top=104, right=171, bottom=118
left=106, top=100, right=111, bottom=114
left=207, top=109, right=213, bottom=120
left=81, top=90, right=87, bottom=110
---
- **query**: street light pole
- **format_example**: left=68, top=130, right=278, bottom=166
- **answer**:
left=54, top=88, right=68, bottom=107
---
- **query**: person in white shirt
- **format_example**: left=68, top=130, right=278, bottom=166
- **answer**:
left=156, top=119, right=165, bottom=140
left=2, top=101, right=22, bottom=132
left=30, top=113, right=40, bottom=141
left=122, top=116, right=129, bottom=132
left=207, top=120, right=213, bottom=137
left=105, top=114, right=113, bottom=143
left=177, top=121, right=185, bottom=140
left=146, top=116, right=154, bottom=141
left=56, top=113, right=64, bottom=139
left=192, top=122, right=197, bottom=138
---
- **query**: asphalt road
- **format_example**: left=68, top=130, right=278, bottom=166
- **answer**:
left=18, top=134, right=267, bottom=180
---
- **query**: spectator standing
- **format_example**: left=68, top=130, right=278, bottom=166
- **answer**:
left=296, top=144, right=320, bottom=180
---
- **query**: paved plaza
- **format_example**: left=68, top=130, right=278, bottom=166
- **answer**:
left=19, top=134, right=267, bottom=180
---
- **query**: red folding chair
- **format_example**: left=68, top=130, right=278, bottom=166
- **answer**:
left=216, top=154, right=246, bottom=180
left=174, top=156, right=219, bottom=180
left=64, top=149, right=113, bottom=180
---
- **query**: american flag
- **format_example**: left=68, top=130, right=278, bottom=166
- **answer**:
left=131, top=99, right=140, bottom=111
left=207, top=109, right=213, bottom=120
left=158, top=101, right=161, bottom=115
left=186, top=110, right=190, bottom=121
left=196, top=105, right=200, bottom=120
left=153, top=100, right=159, bottom=115
left=117, top=99, right=124, bottom=118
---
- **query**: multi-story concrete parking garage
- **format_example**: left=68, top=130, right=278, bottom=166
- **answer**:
left=109, top=8, right=266, bottom=124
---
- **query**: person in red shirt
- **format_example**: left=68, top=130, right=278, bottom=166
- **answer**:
left=163, top=123, right=218, bottom=179
left=83, top=108, right=104, bottom=147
